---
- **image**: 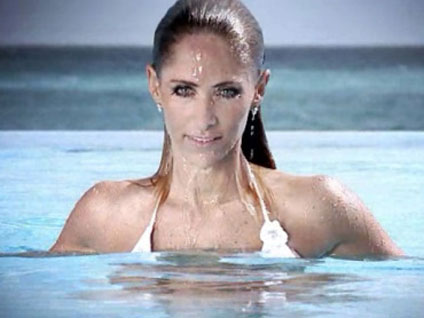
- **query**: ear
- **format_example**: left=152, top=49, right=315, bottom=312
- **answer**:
left=146, top=64, right=162, bottom=105
left=252, top=69, right=271, bottom=107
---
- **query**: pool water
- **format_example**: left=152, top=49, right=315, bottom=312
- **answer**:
left=1, top=131, right=423, bottom=317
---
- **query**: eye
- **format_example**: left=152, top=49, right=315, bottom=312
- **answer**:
left=216, top=87, right=241, bottom=99
left=172, top=85, right=194, bottom=98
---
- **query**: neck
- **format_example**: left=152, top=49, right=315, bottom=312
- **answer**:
left=168, top=145, right=252, bottom=209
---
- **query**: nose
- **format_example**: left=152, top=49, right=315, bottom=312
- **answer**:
left=195, top=95, right=218, bottom=130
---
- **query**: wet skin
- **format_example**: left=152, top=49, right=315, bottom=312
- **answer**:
left=49, top=33, right=404, bottom=258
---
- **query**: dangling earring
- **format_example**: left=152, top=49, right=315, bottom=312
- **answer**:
left=251, top=105, right=259, bottom=121
left=249, top=105, right=259, bottom=160
left=157, top=104, right=162, bottom=113
left=250, top=105, right=259, bottom=138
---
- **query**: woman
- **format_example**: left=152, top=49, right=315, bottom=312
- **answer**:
left=50, top=0, right=403, bottom=258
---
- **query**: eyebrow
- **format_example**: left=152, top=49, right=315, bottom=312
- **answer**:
left=170, top=79, right=242, bottom=88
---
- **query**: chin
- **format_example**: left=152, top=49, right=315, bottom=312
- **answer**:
left=184, top=151, right=225, bottom=169
left=187, top=145, right=241, bottom=170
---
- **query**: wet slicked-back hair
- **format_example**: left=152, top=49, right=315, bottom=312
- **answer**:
left=143, top=0, right=276, bottom=207
left=152, top=0, right=265, bottom=74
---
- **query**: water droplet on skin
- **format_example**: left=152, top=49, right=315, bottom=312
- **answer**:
left=191, top=67, right=199, bottom=79
left=191, top=50, right=203, bottom=81
left=195, top=52, right=202, bottom=61
left=245, top=202, right=256, bottom=216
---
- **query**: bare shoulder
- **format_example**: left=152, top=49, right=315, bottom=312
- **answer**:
left=65, top=179, right=152, bottom=223
left=257, top=167, right=331, bottom=227
left=293, top=173, right=404, bottom=257
left=49, top=178, right=155, bottom=254
left=259, top=168, right=403, bottom=258
left=257, top=166, right=327, bottom=201
left=263, top=169, right=370, bottom=224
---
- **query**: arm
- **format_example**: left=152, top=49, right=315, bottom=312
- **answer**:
left=49, top=182, right=111, bottom=254
left=319, top=176, right=404, bottom=258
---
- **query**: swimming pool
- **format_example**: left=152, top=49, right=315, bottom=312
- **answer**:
left=1, top=131, right=423, bottom=317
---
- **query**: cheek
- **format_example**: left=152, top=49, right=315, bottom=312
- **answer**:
left=161, top=96, right=188, bottom=132
left=163, top=108, right=185, bottom=137
left=224, top=99, right=251, bottom=131
left=230, top=108, right=249, bottom=135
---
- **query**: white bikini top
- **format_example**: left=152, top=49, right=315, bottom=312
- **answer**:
left=132, top=164, right=297, bottom=258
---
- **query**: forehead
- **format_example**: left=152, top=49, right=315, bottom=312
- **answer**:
left=160, top=33, right=254, bottom=83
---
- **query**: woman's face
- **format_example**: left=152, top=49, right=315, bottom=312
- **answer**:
left=147, top=33, right=268, bottom=168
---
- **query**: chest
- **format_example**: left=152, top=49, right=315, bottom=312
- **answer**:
left=151, top=202, right=265, bottom=252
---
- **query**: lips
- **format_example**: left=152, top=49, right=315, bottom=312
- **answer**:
left=186, top=135, right=222, bottom=146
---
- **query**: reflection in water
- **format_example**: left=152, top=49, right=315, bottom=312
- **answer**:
left=75, top=253, right=372, bottom=317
